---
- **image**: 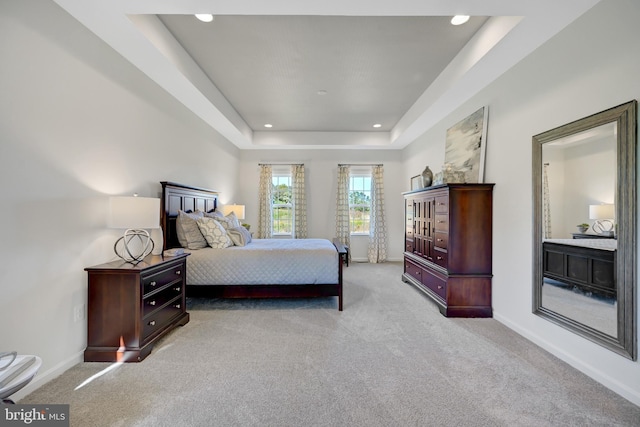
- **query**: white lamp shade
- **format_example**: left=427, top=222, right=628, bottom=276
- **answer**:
left=589, top=204, right=615, bottom=220
left=222, top=204, right=245, bottom=220
left=109, top=196, right=160, bottom=229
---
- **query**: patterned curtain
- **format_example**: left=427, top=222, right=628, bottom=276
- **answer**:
left=543, top=163, right=552, bottom=239
left=257, top=164, right=273, bottom=238
left=336, top=165, right=351, bottom=262
left=291, top=164, right=307, bottom=238
left=368, top=165, right=387, bottom=263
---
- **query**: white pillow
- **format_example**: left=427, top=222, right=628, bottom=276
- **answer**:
left=196, top=217, right=233, bottom=248
left=176, top=210, right=207, bottom=249
left=227, top=226, right=252, bottom=247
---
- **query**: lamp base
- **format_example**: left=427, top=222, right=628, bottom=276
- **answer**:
left=592, top=219, right=614, bottom=236
left=114, top=229, right=154, bottom=264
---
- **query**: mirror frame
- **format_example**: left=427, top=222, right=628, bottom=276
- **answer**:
left=532, top=100, right=637, bottom=360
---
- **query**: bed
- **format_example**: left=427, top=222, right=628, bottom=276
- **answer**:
left=160, top=181, right=346, bottom=310
left=542, top=238, right=616, bottom=297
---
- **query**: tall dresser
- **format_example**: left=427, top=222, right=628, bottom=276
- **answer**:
left=402, top=184, right=494, bottom=317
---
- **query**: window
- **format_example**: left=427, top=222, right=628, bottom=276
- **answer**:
left=349, top=173, right=371, bottom=234
left=272, top=173, right=292, bottom=235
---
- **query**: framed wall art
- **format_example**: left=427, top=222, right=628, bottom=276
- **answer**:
left=444, top=106, right=489, bottom=183
left=410, top=175, right=423, bottom=191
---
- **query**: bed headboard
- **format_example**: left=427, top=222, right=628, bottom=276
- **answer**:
left=160, top=181, right=219, bottom=250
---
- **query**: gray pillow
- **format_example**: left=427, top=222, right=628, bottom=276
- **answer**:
left=176, top=210, right=207, bottom=249
left=227, top=226, right=252, bottom=247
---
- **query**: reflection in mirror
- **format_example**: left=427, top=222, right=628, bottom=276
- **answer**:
left=541, top=123, right=617, bottom=337
left=533, top=101, right=637, bottom=360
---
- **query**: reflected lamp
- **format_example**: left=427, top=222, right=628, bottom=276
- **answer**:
left=589, top=204, right=615, bottom=236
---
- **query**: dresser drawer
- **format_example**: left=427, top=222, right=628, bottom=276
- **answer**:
left=433, top=249, right=448, bottom=269
left=423, top=268, right=447, bottom=300
left=143, top=283, right=184, bottom=317
left=434, top=232, right=448, bottom=250
left=143, top=296, right=184, bottom=340
left=435, top=196, right=449, bottom=213
left=435, top=214, right=449, bottom=232
left=142, top=262, right=184, bottom=296
left=405, top=239, right=414, bottom=253
left=405, top=259, right=424, bottom=282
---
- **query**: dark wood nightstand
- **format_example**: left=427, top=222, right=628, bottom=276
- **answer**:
left=84, top=254, right=190, bottom=362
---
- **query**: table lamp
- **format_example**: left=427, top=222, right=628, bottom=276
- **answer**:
left=109, top=195, right=160, bottom=264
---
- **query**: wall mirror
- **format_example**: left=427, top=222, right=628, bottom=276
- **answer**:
left=532, top=100, right=637, bottom=360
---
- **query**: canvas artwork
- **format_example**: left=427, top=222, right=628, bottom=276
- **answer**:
left=444, top=107, right=488, bottom=183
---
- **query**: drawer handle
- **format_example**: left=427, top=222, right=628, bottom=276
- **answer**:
left=437, top=285, right=443, bottom=289
left=437, top=220, right=445, bottom=223
left=149, top=281, right=157, bottom=287
left=148, top=300, right=156, bottom=306
left=174, top=286, right=181, bottom=292
left=175, top=304, right=181, bottom=309
left=175, top=270, right=182, bottom=275
left=438, top=202, right=445, bottom=205
left=437, top=256, right=443, bottom=260
left=149, top=320, right=156, bottom=326
left=437, top=238, right=443, bottom=242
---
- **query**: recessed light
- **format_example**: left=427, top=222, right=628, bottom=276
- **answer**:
left=264, top=124, right=273, bottom=128
left=373, top=124, right=382, bottom=128
left=195, top=14, right=214, bottom=23
left=451, top=15, right=470, bottom=25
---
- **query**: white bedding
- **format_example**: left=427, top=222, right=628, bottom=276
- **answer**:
left=185, top=238, right=339, bottom=285
left=543, top=238, right=617, bottom=251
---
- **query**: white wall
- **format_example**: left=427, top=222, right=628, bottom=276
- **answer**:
left=0, top=0, right=240, bottom=398
left=238, top=149, right=405, bottom=261
left=403, top=0, right=640, bottom=405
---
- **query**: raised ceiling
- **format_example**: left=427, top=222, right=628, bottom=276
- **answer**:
left=52, top=0, right=600, bottom=150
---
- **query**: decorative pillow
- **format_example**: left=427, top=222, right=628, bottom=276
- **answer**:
left=196, top=217, right=233, bottom=248
left=227, top=226, right=252, bottom=247
left=176, top=210, right=207, bottom=249
left=210, top=211, right=241, bottom=230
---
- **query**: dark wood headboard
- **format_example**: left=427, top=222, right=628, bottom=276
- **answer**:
left=160, top=181, right=219, bottom=250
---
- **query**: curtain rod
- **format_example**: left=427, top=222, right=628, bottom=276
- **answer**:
left=338, top=163, right=383, bottom=166
left=258, top=163, right=304, bottom=166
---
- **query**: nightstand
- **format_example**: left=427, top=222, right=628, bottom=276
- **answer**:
left=84, top=254, right=190, bottom=362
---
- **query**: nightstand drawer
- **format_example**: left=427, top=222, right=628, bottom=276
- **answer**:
left=142, top=263, right=184, bottom=296
left=143, top=283, right=183, bottom=317
left=143, top=296, right=183, bottom=340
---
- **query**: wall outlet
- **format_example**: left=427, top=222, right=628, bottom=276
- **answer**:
left=73, top=304, right=86, bottom=322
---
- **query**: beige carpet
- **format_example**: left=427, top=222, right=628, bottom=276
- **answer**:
left=19, top=262, right=640, bottom=426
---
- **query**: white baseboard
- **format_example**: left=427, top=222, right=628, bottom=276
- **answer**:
left=12, top=351, right=84, bottom=402
left=493, top=312, right=640, bottom=407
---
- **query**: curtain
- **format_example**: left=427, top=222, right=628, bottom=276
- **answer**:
left=336, top=165, right=351, bottom=262
left=257, top=164, right=273, bottom=238
left=291, top=164, right=307, bottom=238
left=368, top=165, right=387, bottom=263
left=543, top=163, right=552, bottom=239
